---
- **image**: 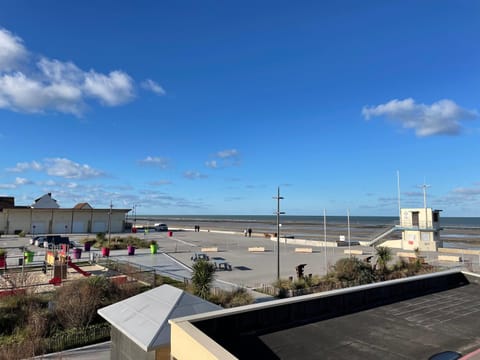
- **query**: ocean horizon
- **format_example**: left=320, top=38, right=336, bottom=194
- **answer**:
left=129, top=214, right=480, bottom=228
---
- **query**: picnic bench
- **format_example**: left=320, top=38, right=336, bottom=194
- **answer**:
left=214, top=260, right=232, bottom=271
left=191, top=252, right=210, bottom=262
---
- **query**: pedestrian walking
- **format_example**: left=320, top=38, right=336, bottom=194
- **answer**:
left=248, top=228, right=252, bottom=237
left=244, top=229, right=247, bottom=237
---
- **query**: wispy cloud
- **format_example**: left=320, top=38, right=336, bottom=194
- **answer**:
left=139, top=156, right=169, bottom=168
left=149, top=180, right=172, bottom=186
left=0, top=176, right=32, bottom=189
left=6, top=158, right=103, bottom=179
left=0, top=27, right=163, bottom=116
left=362, top=98, right=478, bottom=137
left=15, top=177, right=31, bottom=185
left=205, top=160, right=217, bottom=169
left=7, top=161, right=43, bottom=172
left=183, top=171, right=208, bottom=180
left=452, top=186, right=480, bottom=196
left=141, top=79, right=166, bottom=95
left=217, top=149, right=239, bottom=159
left=206, top=149, right=240, bottom=169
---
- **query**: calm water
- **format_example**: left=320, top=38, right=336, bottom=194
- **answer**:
left=131, top=214, right=480, bottom=228
left=128, top=215, right=480, bottom=250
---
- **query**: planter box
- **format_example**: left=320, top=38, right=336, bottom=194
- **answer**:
left=101, top=247, right=110, bottom=257
left=24, top=251, right=34, bottom=263
left=150, top=244, right=158, bottom=254
left=84, top=242, right=91, bottom=252
left=72, top=248, right=82, bottom=259
left=0, top=256, right=5, bottom=268
left=127, top=245, right=135, bottom=256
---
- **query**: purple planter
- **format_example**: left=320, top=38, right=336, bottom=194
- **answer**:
left=127, top=245, right=135, bottom=256
left=84, top=242, right=91, bottom=251
left=72, top=248, right=82, bottom=259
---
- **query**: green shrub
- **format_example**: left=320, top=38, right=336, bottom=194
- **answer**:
left=209, top=288, right=254, bottom=308
left=333, top=257, right=375, bottom=284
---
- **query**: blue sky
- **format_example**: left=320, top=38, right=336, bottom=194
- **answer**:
left=0, top=1, right=479, bottom=217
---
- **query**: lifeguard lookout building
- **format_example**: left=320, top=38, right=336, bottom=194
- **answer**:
left=399, top=207, right=443, bottom=251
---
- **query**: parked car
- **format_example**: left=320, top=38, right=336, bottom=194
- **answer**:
left=46, top=236, right=72, bottom=249
left=428, top=351, right=462, bottom=360
left=154, top=223, right=168, bottom=231
left=32, top=235, right=47, bottom=246
left=31, top=235, right=71, bottom=249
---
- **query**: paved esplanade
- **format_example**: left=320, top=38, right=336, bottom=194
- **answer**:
left=2, top=229, right=472, bottom=291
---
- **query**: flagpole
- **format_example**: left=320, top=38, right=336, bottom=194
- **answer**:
left=347, top=208, right=351, bottom=258
left=323, top=208, right=327, bottom=274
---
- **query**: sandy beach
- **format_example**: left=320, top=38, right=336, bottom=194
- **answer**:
left=135, top=218, right=480, bottom=248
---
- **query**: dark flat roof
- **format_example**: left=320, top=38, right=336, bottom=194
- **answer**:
left=258, top=283, right=479, bottom=359
left=211, top=277, right=480, bottom=359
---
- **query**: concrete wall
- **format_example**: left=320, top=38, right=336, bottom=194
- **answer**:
left=170, top=321, right=237, bottom=360
left=0, top=208, right=128, bottom=235
left=111, top=327, right=155, bottom=360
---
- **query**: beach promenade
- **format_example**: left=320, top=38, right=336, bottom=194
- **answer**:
left=3, top=228, right=480, bottom=360
left=2, top=227, right=479, bottom=291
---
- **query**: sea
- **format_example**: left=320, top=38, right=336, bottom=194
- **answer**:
left=130, top=215, right=480, bottom=228
left=127, top=215, right=480, bottom=250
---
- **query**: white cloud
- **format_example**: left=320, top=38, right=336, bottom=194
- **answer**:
left=141, top=79, right=166, bottom=95
left=149, top=180, right=172, bottom=186
left=362, top=98, right=478, bottom=137
left=84, top=70, right=134, bottom=106
left=15, top=177, right=31, bottom=185
left=7, top=161, right=43, bottom=172
left=184, top=171, right=208, bottom=180
left=0, top=72, right=84, bottom=115
left=0, top=176, right=31, bottom=189
left=6, top=158, right=102, bottom=179
left=0, top=28, right=27, bottom=71
left=139, top=156, right=169, bottom=168
left=205, top=160, right=217, bottom=169
left=205, top=149, right=240, bottom=169
left=44, top=158, right=103, bottom=179
left=0, top=27, right=159, bottom=116
left=217, top=149, right=239, bottom=159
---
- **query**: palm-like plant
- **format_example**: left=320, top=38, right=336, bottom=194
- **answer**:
left=375, top=246, right=392, bottom=274
left=191, top=260, right=216, bottom=300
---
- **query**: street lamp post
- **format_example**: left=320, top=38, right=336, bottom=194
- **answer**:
left=273, top=187, right=285, bottom=281
left=108, top=201, right=112, bottom=246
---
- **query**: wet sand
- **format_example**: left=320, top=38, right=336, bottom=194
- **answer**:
left=139, top=219, right=480, bottom=247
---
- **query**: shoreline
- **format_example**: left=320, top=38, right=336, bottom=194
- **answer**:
left=132, top=219, right=480, bottom=248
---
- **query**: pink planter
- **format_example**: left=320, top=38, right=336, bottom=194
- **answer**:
left=101, top=247, right=110, bottom=257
